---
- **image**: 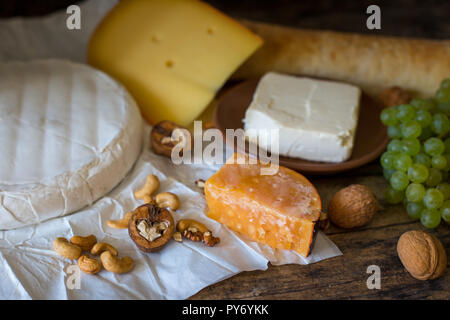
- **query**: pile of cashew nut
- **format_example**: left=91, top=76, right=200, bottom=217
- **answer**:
left=53, top=235, right=134, bottom=274
left=131, top=175, right=219, bottom=246
left=106, top=174, right=181, bottom=231
left=53, top=175, right=219, bottom=277
left=133, top=174, right=180, bottom=210
left=105, top=174, right=219, bottom=249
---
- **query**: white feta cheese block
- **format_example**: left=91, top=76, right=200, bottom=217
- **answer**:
left=244, top=72, right=361, bottom=163
left=0, top=60, right=143, bottom=230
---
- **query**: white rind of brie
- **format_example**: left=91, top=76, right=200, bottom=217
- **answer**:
left=244, top=72, right=361, bottom=163
left=0, top=60, right=143, bottom=230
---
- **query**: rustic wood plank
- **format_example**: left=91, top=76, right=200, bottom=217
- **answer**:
left=206, top=0, right=450, bottom=40
left=191, top=215, right=450, bottom=299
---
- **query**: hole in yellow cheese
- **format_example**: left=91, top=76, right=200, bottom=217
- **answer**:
left=151, top=35, right=161, bottom=43
left=165, top=60, right=174, bottom=68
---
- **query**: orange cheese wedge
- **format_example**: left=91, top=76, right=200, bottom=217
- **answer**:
left=205, top=153, right=321, bottom=257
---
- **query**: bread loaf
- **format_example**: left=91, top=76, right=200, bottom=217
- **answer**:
left=233, top=20, right=450, bottom=98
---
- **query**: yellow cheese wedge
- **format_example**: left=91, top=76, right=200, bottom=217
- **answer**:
left=205, top=153, right=322, bottom=257
left=87, top=0, right=263, bottom=126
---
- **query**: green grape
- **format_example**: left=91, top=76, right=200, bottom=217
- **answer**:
left=401, top=120, right=421, bottom=138
left=405, top=183, right=426, bottom=202
left=431, top=113, right=450, bottom=135
left=415, top=109, right=432, bottom=128
left=394, top=154, right=412, bottom=172
left=442, top=153, right=450, bottom=171
left=383, top=168, right=396, bottom=181
left=410, top=98, right=435, bottom=112
left=390, top=171, right=410, bottom=191
left=420, top=208, right=441, bottom=229
left=385, top=187, right=404, bottom=204
left=436, top=183, right=450, bottom=199
left=424, top=137, right=445, bottom=156
left=441, top=79, right=450, bottom=89
left=387, top=125, right=402, bottom=138
left=380, top=107, right=398, bottom=126
left=418, top=126, right=434, bottom=140
left=442, top=169, right=449, bottom=182
left=387, top=139, right=404, bottom=153
left=437, top=101, right=450, bottom=115
left=445, top=155, right=450, bottom=170
left=436, top=88, right=450, bottom=103
left=380, top=151, right=398, bottom=170
left=406, top=201, right=423, bottom=220
left=444, top=138, right=450, bottom=153
left=425, top=168, right=442, bottom=187
left=407, top=163, right=429, bottom=183
left=441, top=200, right=450, bottom=223
left=396, top=104, right=416, bottom=122
left=431, top=154, right=448, bottom=169
left=423, top=188, right=444, bottom=209
left=414, top=153, right=431, bottom=167
left=401, top=138, right=420, bottom=156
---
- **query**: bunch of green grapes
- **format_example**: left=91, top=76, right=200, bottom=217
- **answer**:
left=380, top=78, right=450, bottom=229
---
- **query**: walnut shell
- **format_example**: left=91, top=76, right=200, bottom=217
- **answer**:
left=327, top=184, right=379, bottom=229
left=128, top=203, right=174, bottom=253
left=150, top=121, right=192, bottom=158
left=379, top=86, right=412, bottom=108
left=397, top=230, right=447, bottom=280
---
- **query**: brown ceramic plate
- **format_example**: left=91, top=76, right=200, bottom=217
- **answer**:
left=213, top=78, right=389, bottom=175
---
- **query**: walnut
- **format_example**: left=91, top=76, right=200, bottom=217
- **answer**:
left=397, top=230, right=447, bottom=280
left=195, top=179, right=206, bottom=189
left=128, top=203, right=174, bottom=252
left=327, top=184, right=379, bottom=229
left=136, top=220, right=168, bottom=242
left=203, top=231, right=220, bottom=247
left=183, top=228, right=203, bottom=242
left=176, top=219, right=220, bottom=247
left=150, top=121, right=192, bottom=158
left=379, top=86, right=412, bottom=108
left=173, top=232, right=183, bottom=242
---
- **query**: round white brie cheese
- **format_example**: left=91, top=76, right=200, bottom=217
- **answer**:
left=0, top=60, right=143, bottom=229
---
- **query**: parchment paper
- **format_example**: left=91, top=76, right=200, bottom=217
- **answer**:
left=0, top=0, right=341, bottom=299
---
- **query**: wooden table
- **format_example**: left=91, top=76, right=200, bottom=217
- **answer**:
left=192, top=163, right=450, bottom=299
left=3, top=0, right=449, bottom=300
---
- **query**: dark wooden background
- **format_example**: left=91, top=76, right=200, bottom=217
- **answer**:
left=1, top=0, right=449, bottom=300
left=1, top=0, right=449, bottom=39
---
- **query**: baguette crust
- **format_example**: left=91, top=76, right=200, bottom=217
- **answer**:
left=233, top=20, right=450, bottom=98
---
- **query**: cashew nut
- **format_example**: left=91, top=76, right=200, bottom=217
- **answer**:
left=134, top=175, right=160, bottom=200
left=155, top=192, right=180, bottom=210
left=70, top=234, right=97, bottom=251
left=100, top=251, right=134, bottom=274
left=143, top=195, right=154, bottom=204
left=77, top=255, right=102, bottom=274
left=176, top=219, right=208, bottom=234
left=90, top=242, right=118, bottom=256
left=53, top=237, right=82, bottom=260
left=107, top=212, right=133, bottom=229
